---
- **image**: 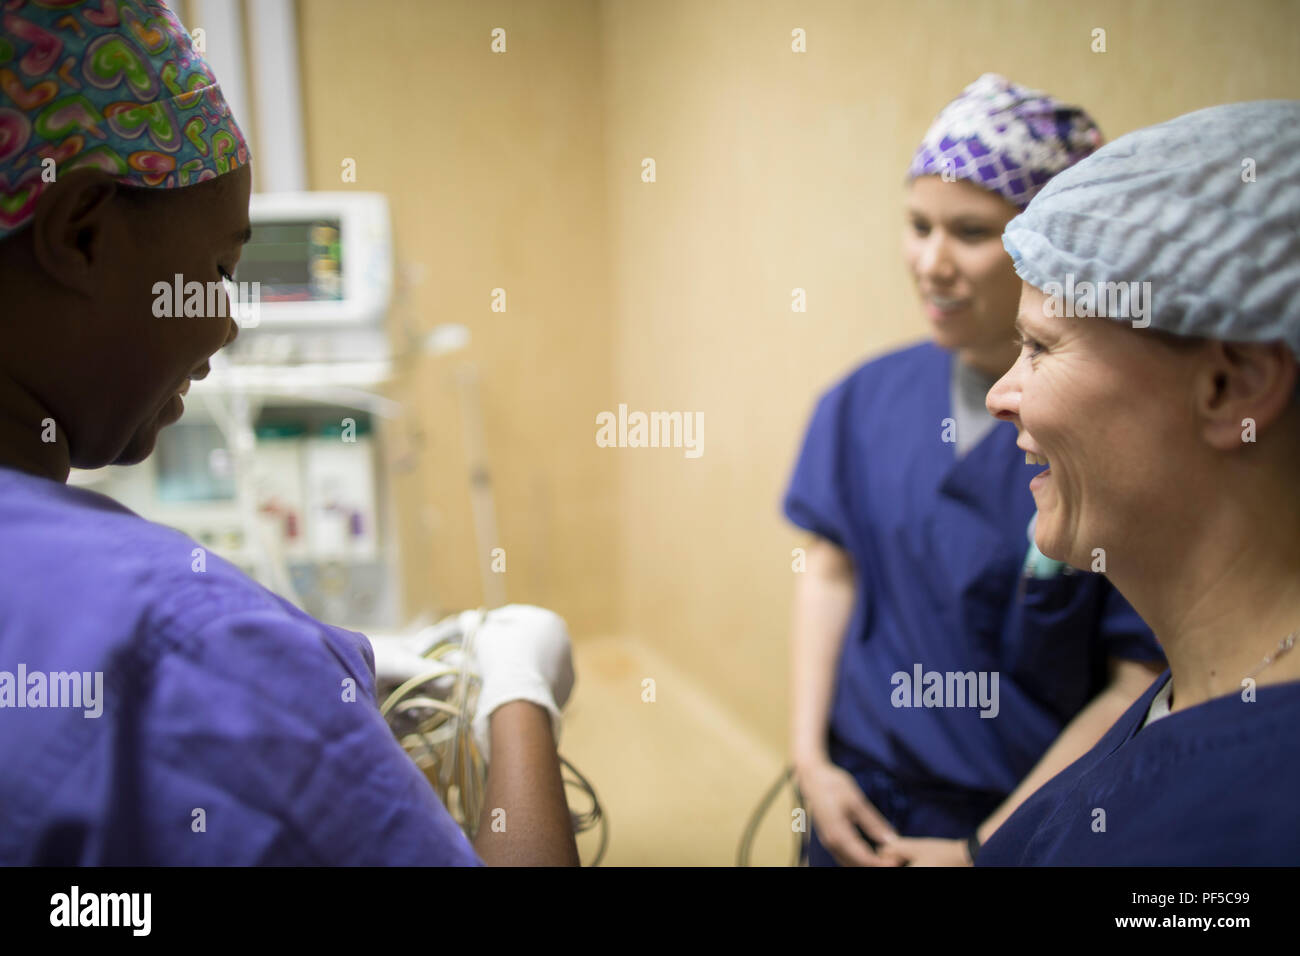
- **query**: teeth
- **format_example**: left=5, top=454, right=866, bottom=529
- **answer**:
left=1024, top=452, right=1050, bottom=467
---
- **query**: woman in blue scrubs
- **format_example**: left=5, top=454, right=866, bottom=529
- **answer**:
left=975, top=99, right=1300, bottom=865
left=785, top=75, right=1166, bottom=867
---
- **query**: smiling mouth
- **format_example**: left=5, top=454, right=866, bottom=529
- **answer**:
left=177, top=364, right=211, bottom=397
left=928, top=295, right=971, bottom=312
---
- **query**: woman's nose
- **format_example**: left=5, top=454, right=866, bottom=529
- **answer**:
left=986, top=365, right=1019, bottom=422
left=917, top=231, right=956, bottom=282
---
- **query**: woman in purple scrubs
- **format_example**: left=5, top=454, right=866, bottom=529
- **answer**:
left=0, top=1, right=575, bottom=866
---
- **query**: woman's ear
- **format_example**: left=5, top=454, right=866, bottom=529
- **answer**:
left=1195, top=339, right=1298, bottom=450
left=28, top=168, right=120, bottom=298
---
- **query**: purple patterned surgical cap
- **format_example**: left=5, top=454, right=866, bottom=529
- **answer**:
left=907, top=73, right=1102, bottom=210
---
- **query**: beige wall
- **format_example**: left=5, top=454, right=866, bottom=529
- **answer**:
left=296, top=0, right=1300, bottom=755
left=297, top=0, right=619, bottom=637
left=602, top=0, right=1300, bottom=751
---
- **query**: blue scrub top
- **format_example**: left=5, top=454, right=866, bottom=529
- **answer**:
left=784, top=342, right=1164, bottom=797
left=0, top=465, right=482, bottom=866
left=978, top=670, right=1300, bottom=865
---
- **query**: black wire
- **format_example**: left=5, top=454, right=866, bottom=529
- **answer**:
left=792, top=778, right=808, bottom=866
left=560, top=754, right=609, bottom=866
left=737, top=765, right=802, bottom=867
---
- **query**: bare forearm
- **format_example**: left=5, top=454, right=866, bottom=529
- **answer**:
left=472, top=701, right=580, bottom=866
left=791, top=542, right=856, bottom=768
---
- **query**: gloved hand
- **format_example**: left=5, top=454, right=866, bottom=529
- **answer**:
left=468, top=604, right=575, bottom=762
left=370, top=613, right=470, bottom=689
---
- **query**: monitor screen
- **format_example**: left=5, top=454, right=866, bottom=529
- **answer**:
left=236, top=219, right=344, bottom=303
left=155, top=421, right=237, bottom=503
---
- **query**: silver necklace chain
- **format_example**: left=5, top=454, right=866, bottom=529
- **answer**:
left=1245, top=630, right=1299, bottom=681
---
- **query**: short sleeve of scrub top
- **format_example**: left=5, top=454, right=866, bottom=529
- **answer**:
left=0, top=465, right=482, bottom=866
left=784, top=379, right=856, bottom=550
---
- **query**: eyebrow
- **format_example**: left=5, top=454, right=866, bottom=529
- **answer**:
left=905, top=208, right=999, bottom=228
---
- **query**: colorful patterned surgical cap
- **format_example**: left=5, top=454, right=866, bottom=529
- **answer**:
left=907, top=73, right=1103, bottom=210
left=0, top=0, right=250, bottom=240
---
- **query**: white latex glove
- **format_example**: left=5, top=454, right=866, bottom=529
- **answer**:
left=369, top=615, right=469, bottom=686
left=469, top=604, right=574, bottom=762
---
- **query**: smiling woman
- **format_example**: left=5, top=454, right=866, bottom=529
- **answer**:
left=0, top=0, right=251, bottom=480
left=903, top=175, right=1023, bottom=378
left=785, top=73, right=1166, bottom=871
left=980, top=99, right=1300, bottom=866
left=0, top=0, right=579, bottom=870
left=0, top=164, right=250, bottom=473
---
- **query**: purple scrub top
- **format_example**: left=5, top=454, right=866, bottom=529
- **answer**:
left=0, top=465, right=481, bottom=866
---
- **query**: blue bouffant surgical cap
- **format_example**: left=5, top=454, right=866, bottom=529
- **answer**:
left=1002, top=100, right=1300, bottom=356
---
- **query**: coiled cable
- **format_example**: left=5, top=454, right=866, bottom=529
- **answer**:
left=379, top=610, right=607, bottom=865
